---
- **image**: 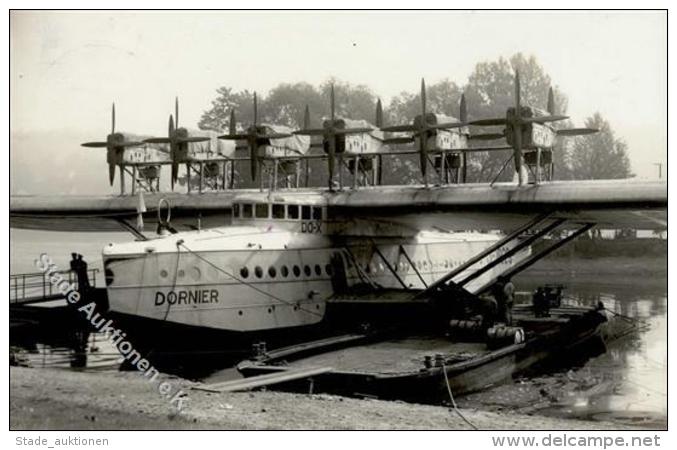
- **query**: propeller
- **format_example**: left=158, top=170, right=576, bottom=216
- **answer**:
left=218, top=92, right=292, bottom=181
left=547, top=87, right=555, bottom=115
left=375, top=99, right=384, bottom=128
left=81, top=103, right=143, bottom=186
left=513, top=71, right=523, bottom=185
left=379, top=79, right=468, bottom=183
left=467, top=71, right=576, bottom=185
left=143, top=97, right=210, bottom=189
left=556, top=128, right=599, bottom=136
left=294, top=84, right=373, bottom=189
left=469, top=133, right=506, bottom=141
left=546, top=87, right=599, bottom=136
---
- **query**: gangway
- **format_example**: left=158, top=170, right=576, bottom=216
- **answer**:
left=9, top=268, right=99, bottom=305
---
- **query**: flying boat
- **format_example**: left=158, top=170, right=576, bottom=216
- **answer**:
left=11, top=73, right=667, bottom=370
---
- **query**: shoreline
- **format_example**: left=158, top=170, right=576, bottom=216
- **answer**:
left=10, top=367, right=631, bottom=430
left=517, top=256, right=667, bottom=288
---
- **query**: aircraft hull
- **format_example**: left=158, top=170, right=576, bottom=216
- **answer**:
left=102, top=227, right=529, bottom=334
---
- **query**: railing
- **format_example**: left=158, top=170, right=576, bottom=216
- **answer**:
left=9, top=269, right=98, bottom=305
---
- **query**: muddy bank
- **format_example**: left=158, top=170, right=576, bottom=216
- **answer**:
left=10, top=367, right=629, bottom=430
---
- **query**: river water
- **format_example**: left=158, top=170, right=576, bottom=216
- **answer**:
left=9, top=229, right=667, bottom=428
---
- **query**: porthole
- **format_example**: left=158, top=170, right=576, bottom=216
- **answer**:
left=268, top=266, right=277, bottom=278
left=255, top=266, right=263, bottom=278
left=267, top=308, right=272, bottom=313
left=240, top=267, right=249, bottom=278
left=192, top=267, right=201, bottom=281
left=178, top=269, right=185, bottom=278
left=304, top=265, right=312, bottom=276
left=314, top=265, right=322, bottom=276
left=281, top=265, right=289, bottom=277
left=293, top=265, right=301, bottom=277
left=325, top=264, right=333, bottom=276
left=238, top=310, right=243, bottom=316
left=160, top=269, right=168, bottom=278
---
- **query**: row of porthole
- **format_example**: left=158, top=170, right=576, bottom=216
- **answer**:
left=362, top=259, right=466, bottom=274
left=240, top=263, right=334, bottom=280
left=157, top=258, right=470, bottom=282
left=235, top=303, right=322, bottom=316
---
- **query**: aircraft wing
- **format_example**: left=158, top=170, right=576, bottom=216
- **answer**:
left=328, top=179, right=667, bottom=233
left=10, top=179, right=666, bottom=234
left=10, top=192, right=238, bottom=232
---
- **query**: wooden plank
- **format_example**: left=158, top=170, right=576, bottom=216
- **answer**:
left=193, top=366, right=333, bottom=393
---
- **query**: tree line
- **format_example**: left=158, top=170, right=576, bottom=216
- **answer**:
left=198, top=53, right=632, bottom=185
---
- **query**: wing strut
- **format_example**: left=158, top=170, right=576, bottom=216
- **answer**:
left=491, top=222, right=595, bottom=286
left=456, top=218, right=566, bottom=288
left=399, top=245, right=428, bottom=288
left=371, top=241, right=409, bottom=290
left=415, top=213, right=552, bottom=299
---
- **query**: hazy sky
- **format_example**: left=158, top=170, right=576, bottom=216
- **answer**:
left=10, top=11, right=666, bottom=178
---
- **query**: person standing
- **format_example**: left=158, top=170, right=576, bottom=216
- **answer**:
left=492, top=276, right=515, bottom=325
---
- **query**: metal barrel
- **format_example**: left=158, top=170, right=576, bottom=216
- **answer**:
left=486, top=326, right=525, bottom=348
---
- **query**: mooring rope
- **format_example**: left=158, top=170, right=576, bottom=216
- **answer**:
left=441, top=361, right=478, bottom=430
left=177, top=242, right=324, bottom=318
left=161, top=242, right=183, bottom=321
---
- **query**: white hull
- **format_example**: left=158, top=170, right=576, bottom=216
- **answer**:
left=103, top=227, right=529, bottom=332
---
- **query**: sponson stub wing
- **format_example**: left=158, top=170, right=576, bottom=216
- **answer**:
left=10, top=179, right=666, bottom=234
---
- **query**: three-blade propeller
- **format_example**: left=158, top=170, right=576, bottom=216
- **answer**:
left=218, top=93, right=292, bottom=182
left=294, top=85, right=373, bottom=189
left=81, top=103, right=143, bottom=186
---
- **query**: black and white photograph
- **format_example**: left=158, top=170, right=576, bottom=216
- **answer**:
left=6, top=6, right=669, bottom=444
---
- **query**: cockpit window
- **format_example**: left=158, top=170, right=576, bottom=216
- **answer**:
left=287, top=205, right=299, bottom=220
left=242, top=204, right=253, bottom=218
left=255, top=203, right=269, bottom=218
left=312, top=207, right=322, bottom=220
left=272, top=204, right=285, bottom=219
left=233, top=203, right=240, bottom=218
left=301, top=205, right=311, bottom=220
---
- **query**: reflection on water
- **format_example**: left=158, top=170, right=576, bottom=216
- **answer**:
left=9, top=230, right=668, bottom=427
left=476, top=274, right=668, bottom=429
left=560, top=287, right=666, bottom=428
